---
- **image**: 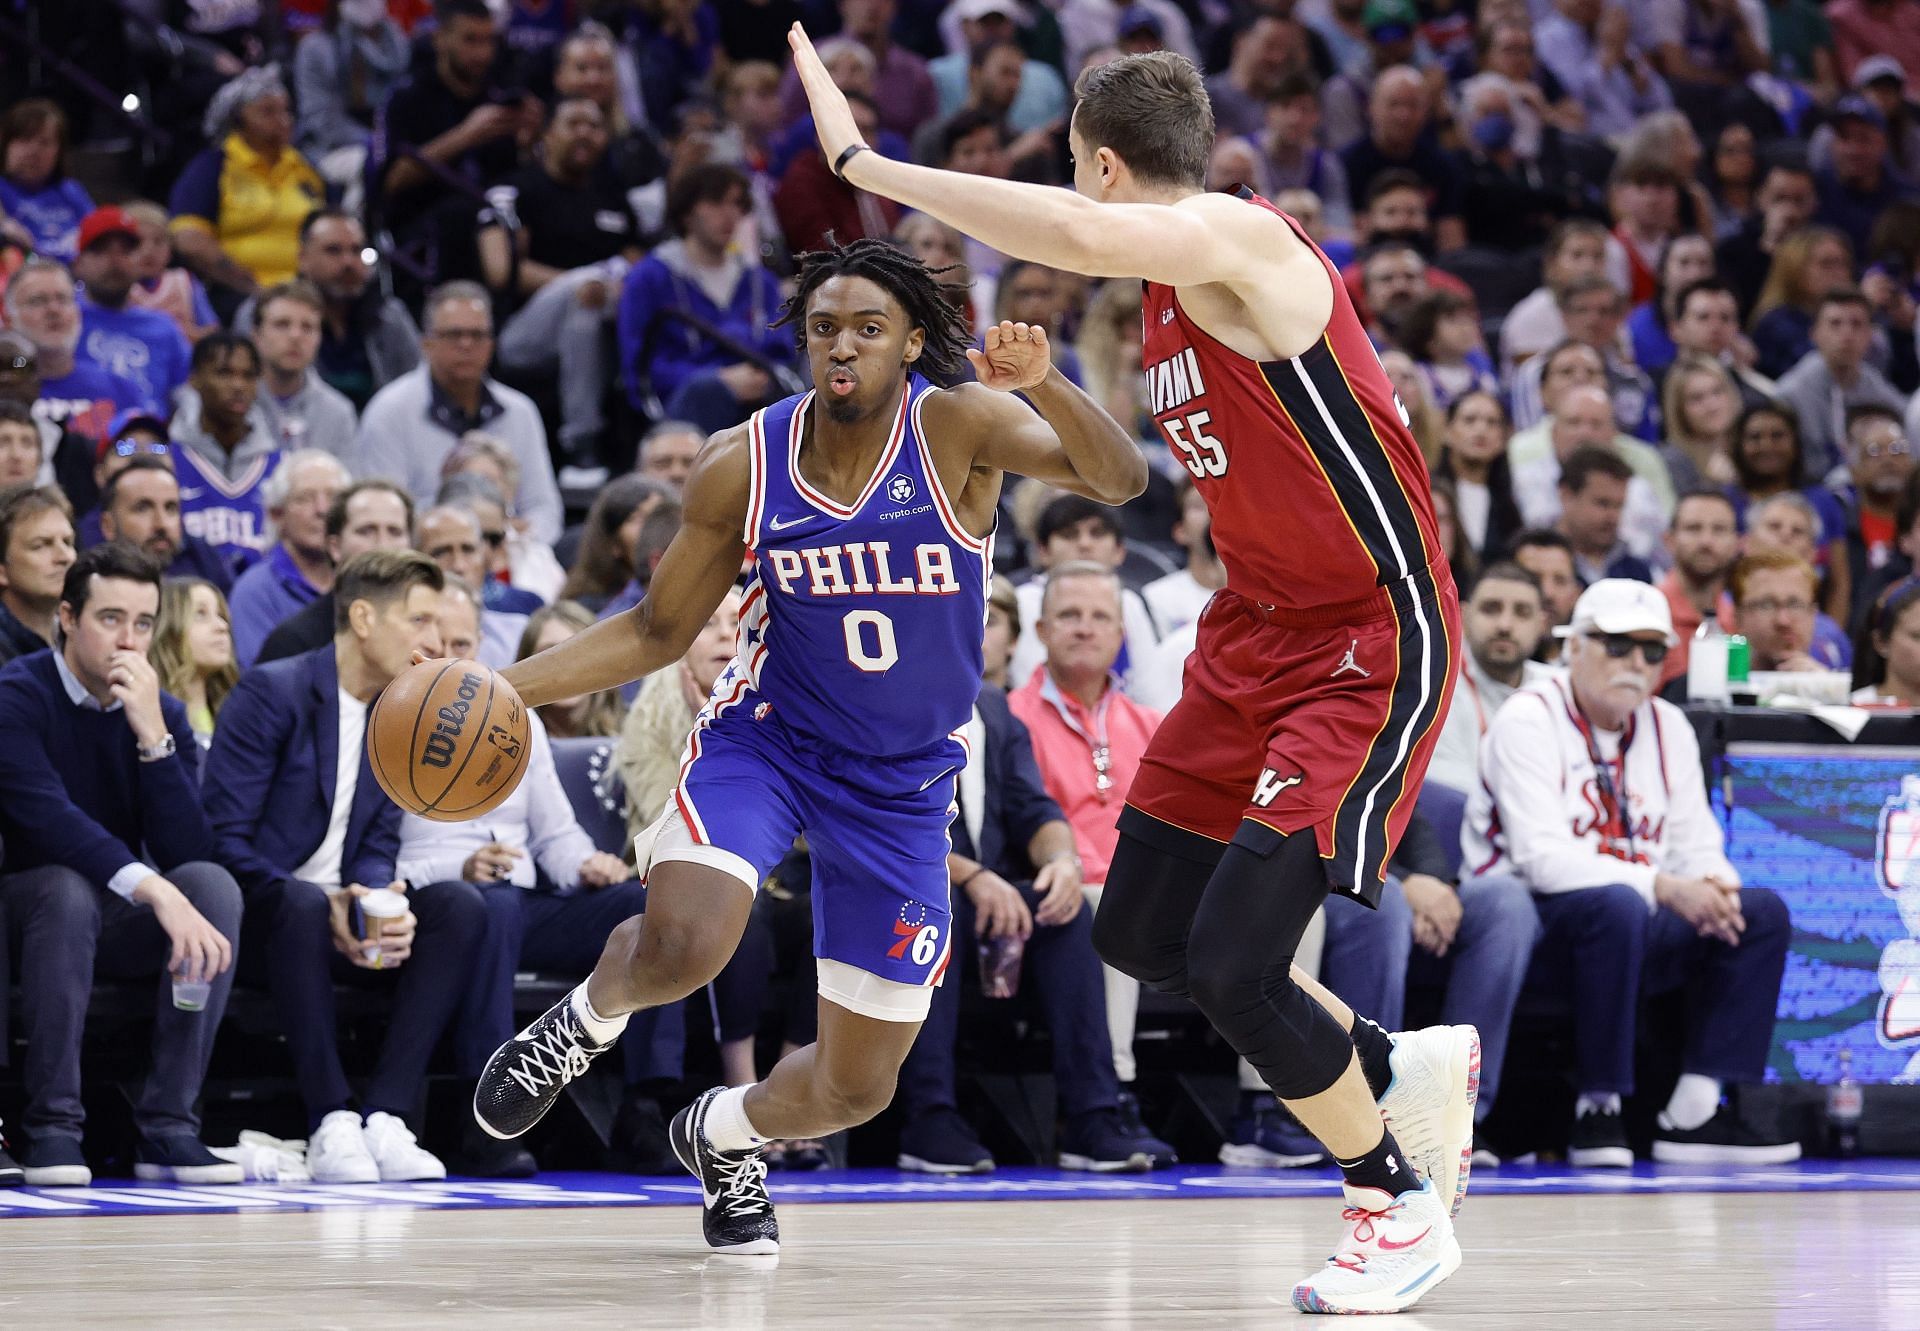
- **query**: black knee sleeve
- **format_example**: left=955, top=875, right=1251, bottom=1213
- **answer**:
left=1091, top=829, right=1219, bottom=998
left=1185, top=827, right=1355, bottom=1102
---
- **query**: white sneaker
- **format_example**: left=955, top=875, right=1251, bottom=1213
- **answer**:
left=363, top=1111, right=447, bottom=1181
left=1379, top=1024, right=1480, bottom=1217
left=307, top=1109, right=380, bottom=1183
left=1292, top=1179, right=1462, bottom=1315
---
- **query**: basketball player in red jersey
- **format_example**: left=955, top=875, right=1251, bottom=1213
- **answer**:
left=794, top=28, right=1474, bottom=1315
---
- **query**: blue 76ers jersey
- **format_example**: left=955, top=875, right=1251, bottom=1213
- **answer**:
left=733, top=375, right=991, bottom=758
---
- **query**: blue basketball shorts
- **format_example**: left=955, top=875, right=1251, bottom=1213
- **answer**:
left=638, top=689, right=966, bottom=1021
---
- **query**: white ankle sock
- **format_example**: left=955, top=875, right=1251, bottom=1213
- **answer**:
left=1661, top=1074, right=1721, bottom=1131
left=1575, top=1092, right=1622, bottom=1117
left=704, top=1085, right=769, bottom=1152
left=568, top=984, right=628, bottom=1044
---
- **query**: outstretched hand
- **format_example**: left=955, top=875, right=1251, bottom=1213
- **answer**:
left=966, top=320, right=1053, bottom=393
left=789, top=23, right=866, bottom=170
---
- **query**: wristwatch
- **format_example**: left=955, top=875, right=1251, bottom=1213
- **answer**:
left=137, top=734, right=177, bottom=763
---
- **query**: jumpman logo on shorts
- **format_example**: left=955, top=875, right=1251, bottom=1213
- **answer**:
left=1331, top=639, right=1371, bottom=679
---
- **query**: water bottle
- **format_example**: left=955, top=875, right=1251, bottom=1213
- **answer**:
left=1689, top=618, right=1730, bottom=703
left=1827, top=1049, right=1862, bottom=1158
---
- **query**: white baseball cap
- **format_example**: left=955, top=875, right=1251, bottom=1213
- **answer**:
left=1853, top=54, right=1907, bottom=91
left=1554, top=578, right=1678, bottom=645
left=950, top=0, right=1027, bottom=24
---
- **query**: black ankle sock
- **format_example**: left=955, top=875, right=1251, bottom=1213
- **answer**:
left=1336, top=1129, right=1419, bottom=1198
left=1350, top=1015, right=1395, bottom=1100
left=1238, top=1088, right=1272, bottom=1114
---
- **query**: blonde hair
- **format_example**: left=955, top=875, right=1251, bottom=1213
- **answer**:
left=1076, top=279, right=1146, bottom=427
left=1379, top=348, right=1444, bottom=469
left=150, top=577, right=239, bottom=720
left=1750, top=225, right=1852, bottom=328
left=1660, top=352, right=1739, bottom=450
left=517, top=600, right=627, bottom=737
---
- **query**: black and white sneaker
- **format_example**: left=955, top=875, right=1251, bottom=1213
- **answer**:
left=670, top=1087, right=780, bottom=1256
left=473, top=995, right=615, bottom=1140
left=1568, top=1104, right=1634, bottom=1168
left=1652, top=1106, right=1802, bottom=1164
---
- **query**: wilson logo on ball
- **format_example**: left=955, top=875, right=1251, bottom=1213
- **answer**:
left=420, top=670, right=485, bottom=769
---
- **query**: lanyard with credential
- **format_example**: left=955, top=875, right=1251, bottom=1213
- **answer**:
left=1570, top=698, right=1637, bottom=859
left=1038, top=672, right=1118, bottom=804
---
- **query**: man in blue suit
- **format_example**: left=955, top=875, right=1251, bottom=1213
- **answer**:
left=204, top=549, right=486, bottom=1184
left=894, top=683, right=1172, bottom=1175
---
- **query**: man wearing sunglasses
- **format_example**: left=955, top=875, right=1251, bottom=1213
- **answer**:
left=1463, top=579, right=1800, bottom=1167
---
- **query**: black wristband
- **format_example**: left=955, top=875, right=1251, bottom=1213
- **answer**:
left=833, top=143, right=870, bottom=180
left=957, top=867, right=989, bottom=892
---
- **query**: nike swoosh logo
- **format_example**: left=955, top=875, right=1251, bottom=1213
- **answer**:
left=178, top=488, right=206, bottom=501
left=1377, top=1227, right=1432, bottom=1251
left=768, top=514, right=814, bottom=531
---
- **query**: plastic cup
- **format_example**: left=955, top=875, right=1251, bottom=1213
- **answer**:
left=978, top=933, right=1025, bottom=999
left=357, top=888, right=409, bottom=965
left=172, top=974, right=211, bottom=1012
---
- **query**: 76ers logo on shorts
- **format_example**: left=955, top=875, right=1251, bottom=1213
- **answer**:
left=888, top=902, right=941, bottom=966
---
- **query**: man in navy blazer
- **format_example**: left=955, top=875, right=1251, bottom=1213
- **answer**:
left=204, top=549, right=486, bottom=1184
left=894, top=683, right=1170, bottom=1175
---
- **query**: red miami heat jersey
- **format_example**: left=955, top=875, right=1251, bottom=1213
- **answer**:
left=1141, top=192, right=1444, bottom=610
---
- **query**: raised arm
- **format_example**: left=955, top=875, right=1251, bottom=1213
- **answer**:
left=502, top=431, right=750, bottom=708
left=788, top=24, right=1286, bottom=290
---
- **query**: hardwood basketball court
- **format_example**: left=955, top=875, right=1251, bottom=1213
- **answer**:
left=0, top=1166, right=1911, bottom=1326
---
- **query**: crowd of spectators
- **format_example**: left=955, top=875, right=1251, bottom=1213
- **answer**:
left=0, top=0, right=1916, bottom=1185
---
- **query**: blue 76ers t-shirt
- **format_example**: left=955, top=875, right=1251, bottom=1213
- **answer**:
left=34, top=363, right=150, bottom=445
left=79, top=301, right=191, bottom=410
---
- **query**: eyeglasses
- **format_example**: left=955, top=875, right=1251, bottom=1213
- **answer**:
left=1859, top=436, right=1911, bottom=460
left=1588, top=632, right=1669, bottom=665
left=482, top=529, right=506, bottom=547
left=111, top=438, right=171, bottom=459
left=1745, top=597, right=1814, bottom=617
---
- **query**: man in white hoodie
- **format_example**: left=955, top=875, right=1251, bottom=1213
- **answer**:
left=1462, top=579, right=1799, bottom=1168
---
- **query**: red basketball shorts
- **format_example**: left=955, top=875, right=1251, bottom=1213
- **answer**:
left=1123, top=566, right=1460, bottom=906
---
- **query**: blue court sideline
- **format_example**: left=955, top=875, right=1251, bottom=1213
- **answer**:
left=2, top=1160, right=1916, bottom=1220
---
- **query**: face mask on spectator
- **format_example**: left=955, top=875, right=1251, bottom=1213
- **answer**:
left=1470, top=114, right=1515, bottom=152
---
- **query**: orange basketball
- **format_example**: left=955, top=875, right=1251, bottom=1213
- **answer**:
left=368, top=659, right=532, bottom=822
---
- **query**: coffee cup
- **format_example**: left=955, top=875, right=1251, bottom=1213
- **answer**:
left=357, top=887, right=409, bottom=965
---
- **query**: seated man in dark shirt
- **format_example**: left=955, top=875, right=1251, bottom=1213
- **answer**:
left=479, top=97, right=644, bottom=477
left=895, top=683, right=1174, bottom=1174
left=0, top=543, right=242, bottom=1186
left=1341, top=66, right=1466, bottom=253
left=372, top=0, right=536, bottom=260
left=257, top=479, right=416, bottom=664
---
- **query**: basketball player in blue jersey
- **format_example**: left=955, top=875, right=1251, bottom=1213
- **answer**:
left=468, top=238, right=1147, bottom=1255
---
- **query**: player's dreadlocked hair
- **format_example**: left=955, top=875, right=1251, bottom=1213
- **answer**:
left=774, top=236, right=973, bottom=386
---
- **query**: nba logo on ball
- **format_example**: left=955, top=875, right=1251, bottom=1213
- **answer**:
left=888, top=474, right=915, bottom=503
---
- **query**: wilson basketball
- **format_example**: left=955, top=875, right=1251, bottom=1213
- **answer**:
left=368, top=659, right=532, bottom=822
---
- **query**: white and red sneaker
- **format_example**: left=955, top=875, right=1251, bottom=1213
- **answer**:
left=1379, top=1024, right=1480, bottom=1217
left=1291, top=1179, right=1461, bottom=1315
